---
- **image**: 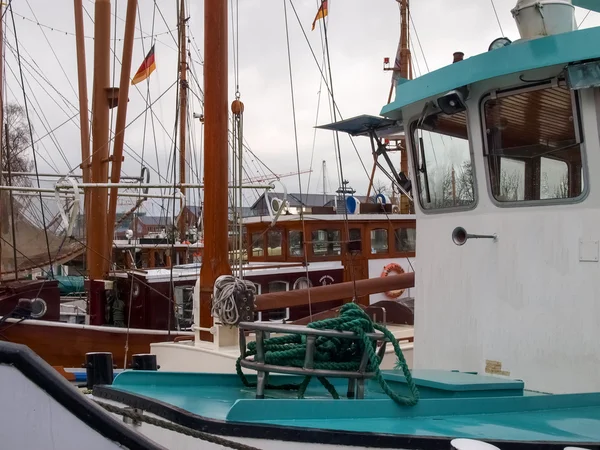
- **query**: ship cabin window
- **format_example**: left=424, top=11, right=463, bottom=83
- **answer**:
left=395, top=227, right=416, bottom=253
left=251, top=232, right=264, bottom=257
left=348, top=228, right=362, bottom=254
left=263, top=281, right=290, bottom=322
left=267, top=229, right=283, bottom=257
left=370, top=228, right=389, bottom=254
left=288, top=230, right=304, bottom=257
left=312, top=228, right=341, bottom=257
left=483, top=84, right=584, bottom=203
left=411, top=110, right=475, bottom=210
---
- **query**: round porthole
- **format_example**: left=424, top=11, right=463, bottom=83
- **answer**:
left=30, top=298, right=47, bottom=319
left=293, top=277, right=312, bottom=290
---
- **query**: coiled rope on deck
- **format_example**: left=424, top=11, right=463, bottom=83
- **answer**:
left=236, top=303, right=419, bottom=406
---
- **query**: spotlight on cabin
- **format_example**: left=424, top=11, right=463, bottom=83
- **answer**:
left=437, top=89, right=466, bottom=115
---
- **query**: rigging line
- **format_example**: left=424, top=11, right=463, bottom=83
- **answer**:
left=3, top=84, right=62, bottom=173
left=287, top=0, right=370, bottom=182
left=67, top=80, right=178, bottom=178
left=408, top=9, right=429, bottom=72
left=320, top=0, right=359, bottom=296
left=283, top=0, right=313, bottom=320
left=578, top=10, right=592, bottom=28
left=9, top=3, right=54, bottom=276
left=3, top=28, right=79, bottom=114
left=489, top=0, right=505, bottom=36
left=24, top=0, right=78, bottom=99
left=10, top=10, right=176, bottom=41
left=306, top=35, right=327, bottom=197
left=3, top=45, right=74, bottom=171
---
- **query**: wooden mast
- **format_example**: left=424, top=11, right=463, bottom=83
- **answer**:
left=199, top=0, right=231, bottom=341
left=367, top=0, right=411, bottom=207
left=0, top=2, right=4, bottom=268
left=107, top=0, right=138, bottom=258
left=73, top=0, right=91, bottom=252
left=88, top=0, right=111, bottom=324
left=177, top=0, right=187, bottom=241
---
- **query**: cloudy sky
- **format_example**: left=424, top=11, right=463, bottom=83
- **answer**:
left=4, top=0, right=600, bottom=217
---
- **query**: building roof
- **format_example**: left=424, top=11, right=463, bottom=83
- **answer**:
left=135, top=216, right=172, bottom=226
left=251, top=192, right=338, bottom=210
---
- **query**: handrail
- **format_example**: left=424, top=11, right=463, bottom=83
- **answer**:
left=254, top=272, right=414, bottom=311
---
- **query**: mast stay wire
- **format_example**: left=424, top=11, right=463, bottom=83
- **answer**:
left=283, top=0, right=313, bottom=320
left=317, top=0, right=360, bottom=296
left=287, top=0, right=370, bottom=183
left=9, top=3, right=54, bottom=276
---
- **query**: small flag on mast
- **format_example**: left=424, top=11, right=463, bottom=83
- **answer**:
left=131, top=45, right=156, bottom=85
left=311, top=0, right=328, bottom=31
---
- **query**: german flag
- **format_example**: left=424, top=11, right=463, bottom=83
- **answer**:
left=311, top=0, right=328, bottom=31
left=131, top=45, right=156, bottom=85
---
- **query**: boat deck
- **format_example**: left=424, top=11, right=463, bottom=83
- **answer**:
left=97, top=369, right=600, bottom=444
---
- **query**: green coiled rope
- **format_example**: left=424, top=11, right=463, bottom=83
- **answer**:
left=235, top=302, right=419, bottom=406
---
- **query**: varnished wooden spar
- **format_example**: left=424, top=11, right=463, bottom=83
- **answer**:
left=255, top=273, right=415, bottom=311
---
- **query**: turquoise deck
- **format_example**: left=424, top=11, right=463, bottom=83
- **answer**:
left=107, top=369, right=600, bottom=443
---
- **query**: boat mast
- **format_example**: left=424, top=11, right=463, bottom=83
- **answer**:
left=0, top=2, right=3, bottom=268
left=199, top=0, right=231, bottom=341
left=88, top=0, right=111, bottom=285
left=178, top=0, right=187, bottom=241
left=107, top=0, right=139, bottom=257
left=73, top=0, right=91, bottom=247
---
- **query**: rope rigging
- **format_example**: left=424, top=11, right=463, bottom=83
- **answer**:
left=236, top=303, right=420, bottom=407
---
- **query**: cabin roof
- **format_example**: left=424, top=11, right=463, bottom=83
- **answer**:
left=380, top=26, right=600, bottom=119
left=250, top=192, right=338, bottom=209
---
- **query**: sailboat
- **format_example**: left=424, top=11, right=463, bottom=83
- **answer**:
left=4, top=0, right=600, bottom=447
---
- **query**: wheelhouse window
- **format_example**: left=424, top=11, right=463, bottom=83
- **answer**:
left=370, top=228, right=388, bottom=254
left=483, top=85, right=584, bottom=202
left=267, top=229, right=282, bottom=256
left=251, top=232, right=264, bottom=257
left=395, top=227, right=416, bottom=252
left=312, top=229, right=341, bottom=257
left=412, top=110, right=474, bottom=209
left=288, top=230, right=303, bottom=257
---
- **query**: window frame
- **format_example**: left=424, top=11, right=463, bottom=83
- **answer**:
left=408, top=107, right=479, bottom=215
left=307, top=224, right=344, bottom=261
left=479, top=81, right=588, bottom=208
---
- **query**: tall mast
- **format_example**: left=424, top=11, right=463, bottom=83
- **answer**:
left=88, top=0, right=111, bottom=324
left=178, top=0, right=187, bottom=241
left=106, top=0, right=138, bottom=258
left=73, top=0, right=91, bottom=251
left=199, top=0, right=230, bottom=341
left=0, top=2, right=4, bottom=268
left=397, top=0, right=411, bottom=214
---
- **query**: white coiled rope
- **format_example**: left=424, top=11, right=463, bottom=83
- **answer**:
left=212, top=275, right=257, bottom=326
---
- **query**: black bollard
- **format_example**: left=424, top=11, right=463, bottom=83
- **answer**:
left=85, top=352, right=114, bottom=389
left=131, top=353, right=159, bottom=371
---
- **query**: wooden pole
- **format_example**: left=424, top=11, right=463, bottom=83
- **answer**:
left=178, top=0, right=188, bottom=241
left=255, top=273, right=415, bottom=311
left=73, top=0, right=92, bottom=254
left=200, top=0, right=231, bottom=341
left=0, top=2, right=4, bottom=268
left=107, top=0, right=138, bottom=260
left=88, top=0, right=111, bottom=281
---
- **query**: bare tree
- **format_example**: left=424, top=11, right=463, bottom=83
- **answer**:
left=2, top=103, right=33, bottom=186
left=372, top=178, right=392, bottom=197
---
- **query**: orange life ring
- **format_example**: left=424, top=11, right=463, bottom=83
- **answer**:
left=380, top=263, right=405, bottom=299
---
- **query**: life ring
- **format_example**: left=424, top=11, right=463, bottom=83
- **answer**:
left=380, top=263, right=406, bottom=299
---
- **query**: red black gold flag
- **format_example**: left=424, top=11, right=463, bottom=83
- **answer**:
left=131, top=45, right=156, bottom=85
left=311, top=0, right=328, bottom=31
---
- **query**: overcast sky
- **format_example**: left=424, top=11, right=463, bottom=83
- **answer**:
left=4, top=0, right=600, bottom=216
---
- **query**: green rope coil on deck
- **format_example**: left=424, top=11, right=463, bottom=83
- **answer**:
left=235, top=303, right=419, bottom=407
